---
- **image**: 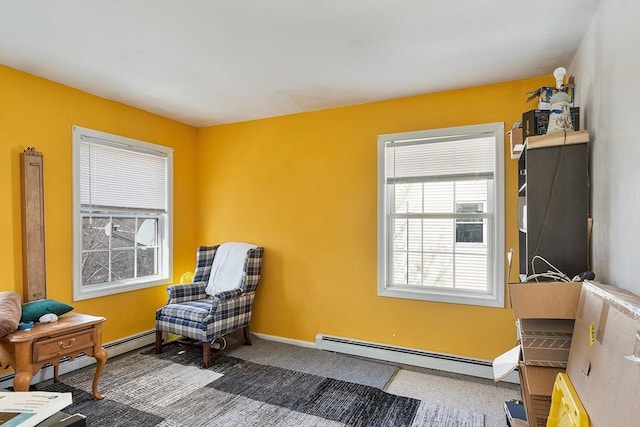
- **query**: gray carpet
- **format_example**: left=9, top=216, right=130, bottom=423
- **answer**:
left=36, top=343, right=485, bottom=426
left=223, top=335, right=517, bottom=425
left=230, top=336, right=398, bottom=389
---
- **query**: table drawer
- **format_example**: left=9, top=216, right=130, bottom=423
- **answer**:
left=33, top=329, right=95, bottom=363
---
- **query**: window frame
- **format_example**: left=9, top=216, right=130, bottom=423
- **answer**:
left=377, top=123, right=505, bottom=307
left=72, top=126, right=173, bottom=301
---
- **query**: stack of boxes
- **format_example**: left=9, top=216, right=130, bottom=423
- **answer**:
left=500, top=281, right=640, bottom=426
left=505, top=282, right=582, bottom=427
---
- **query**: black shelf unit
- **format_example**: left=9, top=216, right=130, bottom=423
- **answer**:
left=518, top=140, right=589, bottom=281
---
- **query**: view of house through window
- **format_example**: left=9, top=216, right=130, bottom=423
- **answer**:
left=455, top=201, right=485, bottom=244
left=377, top=123, right=504, bottom=307
left=72, top=126, right=173, bottom=301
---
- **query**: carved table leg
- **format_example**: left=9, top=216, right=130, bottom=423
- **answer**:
left=92, top=346, right=108, bottom=400
left=53, top=364, right=61, bottom=383
left=11, top=341, right=33, bottom=391
left=13, top=371, right=33, bottom=392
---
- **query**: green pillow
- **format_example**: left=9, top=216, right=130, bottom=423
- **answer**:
left=20, top=299, right=73, bottom=323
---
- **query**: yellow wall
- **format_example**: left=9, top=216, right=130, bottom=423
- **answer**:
left=0, top=65, right=198, bottom=342
left=197, top=76, right=550, bottom=360
left=1, top=63, right=550, bottom=362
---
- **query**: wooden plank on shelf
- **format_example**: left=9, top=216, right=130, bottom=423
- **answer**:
left=526, top=130, right=589, bottom=150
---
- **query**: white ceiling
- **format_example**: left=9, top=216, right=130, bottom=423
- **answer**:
left=0, top=0, right=601, bottom=127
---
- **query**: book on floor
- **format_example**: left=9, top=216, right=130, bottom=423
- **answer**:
left=0, top=391, right=72, bottom=427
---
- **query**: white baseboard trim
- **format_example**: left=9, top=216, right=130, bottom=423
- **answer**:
left=254, top=331, right=518, bottom=384
left=0, top=329, right=156, bottom=389
left=251, top=332, right=317, bottom=349
left=315, top=333, right=520, bottom=384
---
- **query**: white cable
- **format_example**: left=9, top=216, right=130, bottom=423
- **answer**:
left=529, top=255, right=571, bottom=283
left=531, top=255, right=566, bottom=277
left=525, top=272, right=570, bottom=283
left=211, top=336, right=227, bottom=351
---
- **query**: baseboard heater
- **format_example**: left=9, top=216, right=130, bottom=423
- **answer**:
left=316, top=333, right=519, bottom=384
left=0, top=329, right=156, bottom=389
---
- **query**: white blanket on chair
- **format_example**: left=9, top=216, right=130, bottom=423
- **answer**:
left=205, top=242, right=258, bottom=296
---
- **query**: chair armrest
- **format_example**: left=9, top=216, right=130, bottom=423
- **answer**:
left=210, top=289, right=244, bottom=313
left=166, top=281, right=208, bottom=304
left=213, top=288, right=243, bottom=302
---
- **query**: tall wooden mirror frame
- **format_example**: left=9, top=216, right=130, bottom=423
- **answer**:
left=20, top=147, right=47, bottom=302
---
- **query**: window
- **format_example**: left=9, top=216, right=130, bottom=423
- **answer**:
left=377, top=123, right=504, bottom=307
left=455, top=202, right=485, bottom=244
left=72, top=126, right=173, bottom=300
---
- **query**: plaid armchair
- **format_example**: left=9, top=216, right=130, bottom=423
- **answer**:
left=155, top=244, right=264, bottom=368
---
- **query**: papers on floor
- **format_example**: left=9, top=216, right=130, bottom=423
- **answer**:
left=492, top=345, right=521, bottom=382
left=0, top=391, right=72, bottom=427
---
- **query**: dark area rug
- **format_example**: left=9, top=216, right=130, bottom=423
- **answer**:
left=36, top=344, right=484, bottom=427
left=222, top=335, right=399, bottom=390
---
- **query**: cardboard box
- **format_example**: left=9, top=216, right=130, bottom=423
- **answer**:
left=509, top=282, right=582, bottom=319
left=519, top=363, right=564, bottom=427
left=518, top=318, right=574, bottom=367
left=527, top=86, right=575, bottom=110
left=509, top=127, right=524, bottom=159
left=493, top=283, right=580, bottom=378
left=566, top=281, right=640, bottom=426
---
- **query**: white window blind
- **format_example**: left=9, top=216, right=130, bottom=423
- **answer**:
left=80, top=136, right=168, bottom=212
left=386, top=135, right=494, bottom=183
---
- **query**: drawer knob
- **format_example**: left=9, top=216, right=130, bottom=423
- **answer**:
left=58, top=338, right=76, bottom=349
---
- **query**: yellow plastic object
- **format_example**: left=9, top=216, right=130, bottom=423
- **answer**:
left=166, top=333, right=182, bottom=343
left=546, top=373, right=589, bottom=427
left=180, top=271, right=194, bottom=284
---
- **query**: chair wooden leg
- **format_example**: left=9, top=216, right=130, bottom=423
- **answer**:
left=243, top=326, right=252, bottom=346
left=155, top=330, right=163, bottom=354
left=203, top=341, right=211, bottom=369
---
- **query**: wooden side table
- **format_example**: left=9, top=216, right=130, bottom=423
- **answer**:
left=0, top=312, right=107, bottom=399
